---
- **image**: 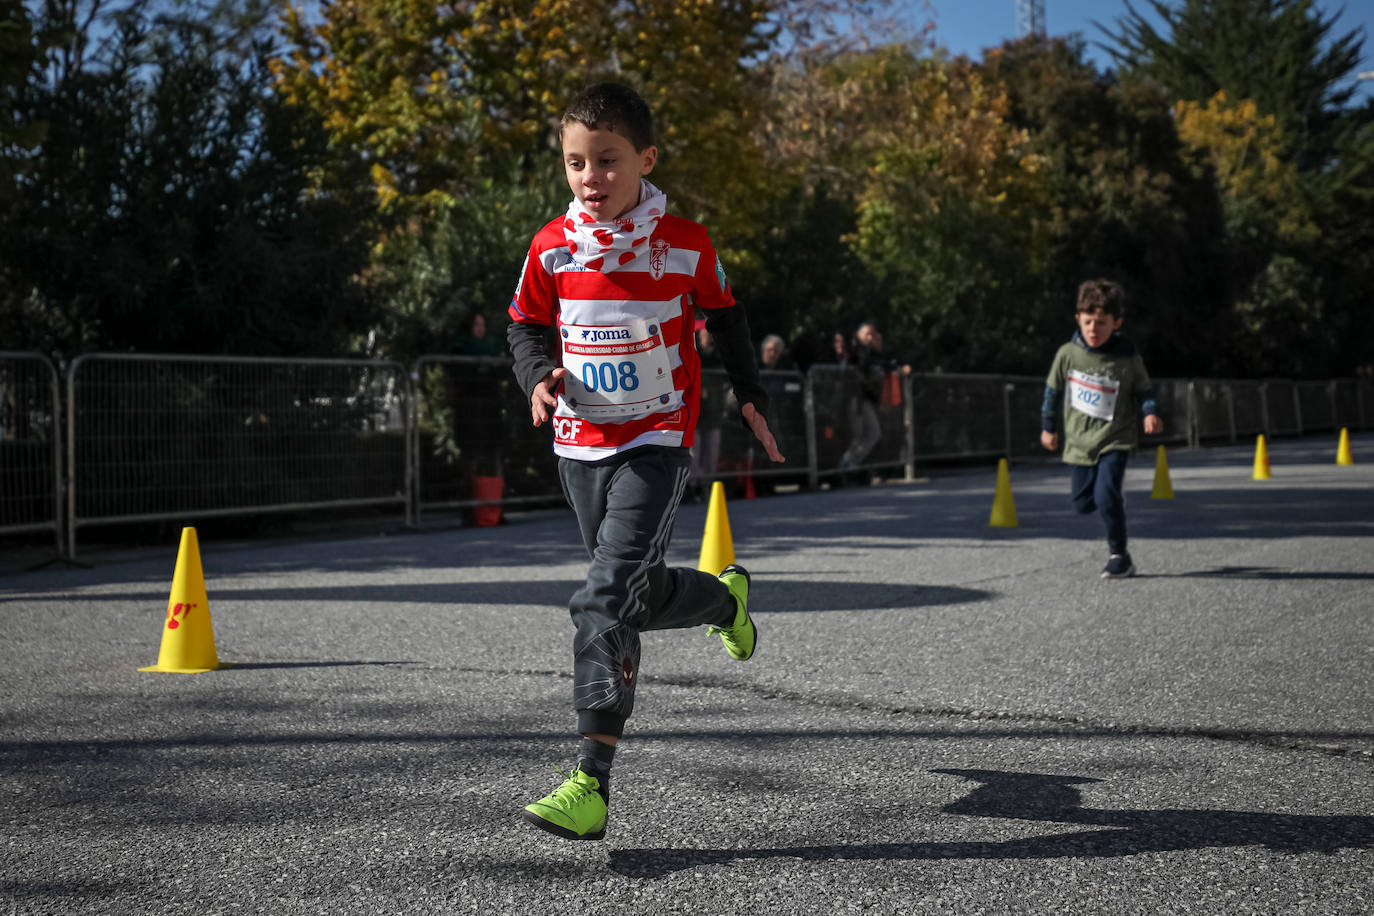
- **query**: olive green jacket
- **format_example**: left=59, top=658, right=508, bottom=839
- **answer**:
left=1042, top=331, right=1158, bottom=466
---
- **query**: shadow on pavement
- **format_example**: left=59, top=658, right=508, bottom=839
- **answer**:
left=0, top=579, right=996, bottom=613
left=609, top=768, right=1374, bottom=878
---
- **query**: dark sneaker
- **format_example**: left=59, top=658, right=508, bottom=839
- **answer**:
left=522, top=767, right=607, bottom=840
left=709, top=564, right=756, bottom=660
left=1101, top=554, right=1136, bottom=579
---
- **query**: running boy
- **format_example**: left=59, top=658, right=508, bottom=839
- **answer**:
left=1040, top=279, right=1163, bottom=578
left=506, top=82, right=785, bottom=840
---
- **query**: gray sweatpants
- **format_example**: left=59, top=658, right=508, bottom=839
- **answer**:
left=558, top=445, right=737, bottom=738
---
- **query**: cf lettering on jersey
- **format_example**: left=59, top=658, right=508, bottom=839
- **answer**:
left=553, top=418, right=584, bottom=440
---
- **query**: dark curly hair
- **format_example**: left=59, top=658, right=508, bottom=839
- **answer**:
left=1076, top=279, right=1127, bottom=317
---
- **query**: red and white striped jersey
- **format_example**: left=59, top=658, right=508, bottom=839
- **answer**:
left=509, top=212, right=736, bottom=461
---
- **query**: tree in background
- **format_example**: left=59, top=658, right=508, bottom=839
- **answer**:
left=1103, top=0, right=1363, bottom=169
left=1102, top=0, right=1373, bottom=375
left=980, top=35, right=1230, bottom=377
left=1173, top=90, right=1322, bottom=374
left=272, top=0, right=900, bottom=359
left=752, top=41, right=1051, bottom=373
left=1, top=0, right=53, bottom=337
left=1, top=0, right=378, bottom=359
left=4, top=0, right=1369, bottom=381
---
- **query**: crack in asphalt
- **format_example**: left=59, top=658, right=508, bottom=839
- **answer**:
left=494, top=665, right=1373, bottom=761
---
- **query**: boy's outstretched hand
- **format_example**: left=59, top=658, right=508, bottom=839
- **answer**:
left=742, top=403, right=785, bottom=463
left=530, top=367, right=569, bottom=426
left=1144, top=415, right=1163, bottom=435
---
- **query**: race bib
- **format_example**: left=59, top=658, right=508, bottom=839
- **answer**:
left=1067, top=369, right=1119, bottom=421
left=559, top=319, right=675, bottom=417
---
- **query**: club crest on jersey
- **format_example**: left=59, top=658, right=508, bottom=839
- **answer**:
left=649, top=239, right=670, bottom=280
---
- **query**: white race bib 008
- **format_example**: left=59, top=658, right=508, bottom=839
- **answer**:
left=1067, top=369, right=1119, bottom=421
left=559, top=319, right=675, bottom=417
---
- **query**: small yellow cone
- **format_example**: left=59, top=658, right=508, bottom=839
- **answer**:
left=697, top=481, right=736, bottom=575
left=1337, top=427, right=1354, bottom=466
left=988, top=458, right=1018, bottom=527
left=1252, top=434, right=1271, bottom=480
left=140, top=527, right=224, bottom=673
left=1151, top=445, right=1175, bottom=499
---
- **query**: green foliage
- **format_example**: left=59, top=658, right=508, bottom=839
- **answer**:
left=982, top=36, right=1232, bottom=376
left=365, top=172, right=565, bottom=361
left=730, top=179, right=870, bottom=366
left=1102, top=0, right=1364, bottom=168
left=4, top=0, right=1370, bottom=381
left=1098, top=1, right=1374, bottom=375
left=1, top=0, right=379, bottom=359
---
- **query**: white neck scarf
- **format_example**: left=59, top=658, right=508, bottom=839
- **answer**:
left=563, top=179, right=667, bottom=272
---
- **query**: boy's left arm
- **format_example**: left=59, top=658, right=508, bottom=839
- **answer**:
left=704, top=304, right=784, bottom=463
left=1134, top=355, right=1163, bottom=435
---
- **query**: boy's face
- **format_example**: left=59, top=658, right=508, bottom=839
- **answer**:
left=561, top=122, right=657, bottom=221
left=1076, top=308, right=1123, bottom=348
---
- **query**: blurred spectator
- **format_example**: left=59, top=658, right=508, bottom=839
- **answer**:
left=760, top=334, right=797, bottom=372
left=453, top=311, right=505, bottom=357
left=832, top=329, right=853, bottom=366
left=856, top=322, right=911, bottom=376
left=838, top=321, right=909, bottom=482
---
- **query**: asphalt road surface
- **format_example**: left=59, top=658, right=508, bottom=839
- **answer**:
left=2, top=435, right=1371, bottom=914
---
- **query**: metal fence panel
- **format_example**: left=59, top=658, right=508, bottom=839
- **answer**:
left=1191, top=380, right=1235, bottom=443
left=1147, top=379, right=1193, bottom=448
left=1266, top=380, right=1301, bottom=436
left=1331, top=379, right=1364, bottom=430
left=1296, top=381, right=1334, bottom=433
left=1359, top=379, right=1374, bottom=428
left=1, top=352, right=62, bottom=549
left=1005, top=376, right=1047, bottom=459
left=800, top=364, right=909, bottom=480
left=45, top=347, right=1374, bottom=552
left=67, top=354, right=408, bottom=556
left=910, top=373, right=1009, bottom=462
left=1229, top=380, right=1267, bottom=439
left=412, top=355, right=562, bottom=520
left=699, top=368, right=812, bottom=489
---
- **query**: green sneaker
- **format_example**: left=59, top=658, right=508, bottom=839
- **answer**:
left=521, top=767, right=607, bottom=840
left=708, top=564, right=756, bottom=661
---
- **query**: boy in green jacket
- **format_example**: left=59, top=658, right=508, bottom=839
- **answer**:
left=1041, top=279, right=1163, bottom=578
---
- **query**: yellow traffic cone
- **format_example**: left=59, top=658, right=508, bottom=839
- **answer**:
left=140, top=527, right=225, bottom=673
left=1151, top=445, right=1175, bottom=499
left=988, top=458, right=1018, bottom=527
left=697, top=480, right=736, bottom=575
left=1337, top=427, right=1354, bottom=466
left=1252, top=434, right=1271, bottom=480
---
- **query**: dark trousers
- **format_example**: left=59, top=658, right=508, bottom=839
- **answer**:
left=1070, top=448, right=1130, bottom=555
left=558, top=446, right=737, bottom=739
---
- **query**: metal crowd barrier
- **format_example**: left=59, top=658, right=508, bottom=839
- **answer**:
left=410, top=355, right=561, bottom=524
left=2, top=348, right=1370, bottom=561
left=0, top=351, right=62, bottom=555
left=65, top=354, right=409, bottom=558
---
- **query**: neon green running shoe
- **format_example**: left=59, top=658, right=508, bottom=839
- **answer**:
left=708, top=564, right=756, bottom=661
left=521, top=767, right=607, bottom=841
